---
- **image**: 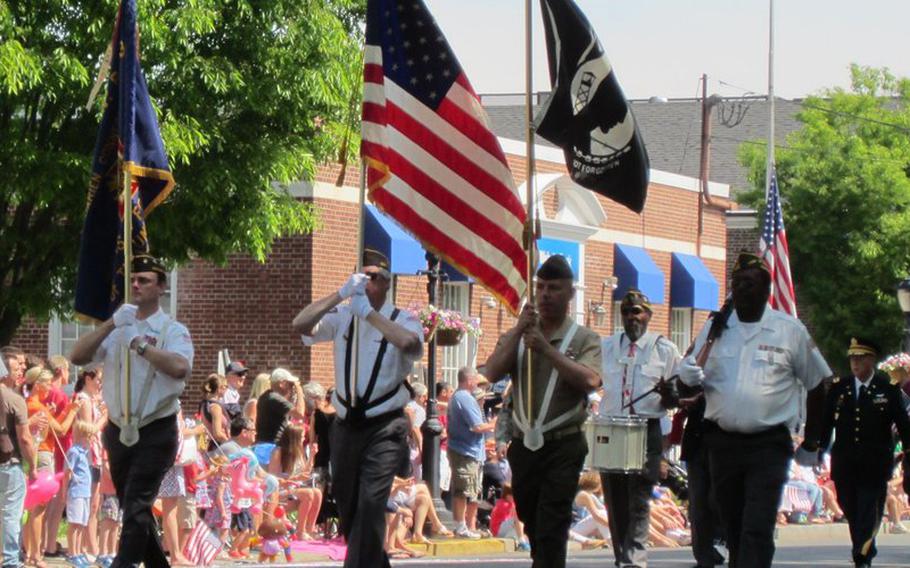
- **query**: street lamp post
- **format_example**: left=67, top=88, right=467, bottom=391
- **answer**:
left=420, top=252, right=444, bottom=499
left=897, top=278, right=910, bottom=352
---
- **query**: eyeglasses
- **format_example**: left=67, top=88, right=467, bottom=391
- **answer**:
left=366, top=272, right=382, bottom=281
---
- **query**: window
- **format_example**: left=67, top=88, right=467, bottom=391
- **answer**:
left=670, top=308, right=693, bottom=353
left=613, top=301, right=623, bottom=335
left=439, top=282, right=473, bottom=385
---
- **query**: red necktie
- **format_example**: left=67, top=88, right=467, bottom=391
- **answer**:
left=622, top=342, right=637, bottom=414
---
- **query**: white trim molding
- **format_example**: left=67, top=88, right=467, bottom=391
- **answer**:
left=498, top=137, right=731, bottom=199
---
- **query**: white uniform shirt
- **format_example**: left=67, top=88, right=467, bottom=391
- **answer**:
left=599, top=331, right=681, bottom=419
left=679, top=308, right=831, bottom=433
left=221, top=387, right=240, bottom=405
left=95, top=309, right=194, bottom=427
left=302, top=302, right=424, bottom=420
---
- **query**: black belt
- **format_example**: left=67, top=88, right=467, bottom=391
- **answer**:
left=339, top=408, right=405, bottom=429
left=513, top=423, right=583, bottom=445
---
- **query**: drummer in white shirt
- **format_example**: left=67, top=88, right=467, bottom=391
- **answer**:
left=599, top=289, right=680, bottom=568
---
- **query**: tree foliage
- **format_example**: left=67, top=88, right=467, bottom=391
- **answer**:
left=0, top=0, right=365, bottom=343
left=739, top=65, right=910, bottom=372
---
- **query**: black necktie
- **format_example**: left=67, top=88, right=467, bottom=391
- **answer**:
left=859, top=384, right=868, bottom=400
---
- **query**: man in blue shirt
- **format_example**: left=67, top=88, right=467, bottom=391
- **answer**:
left=447, top=367, right=495, bottom=539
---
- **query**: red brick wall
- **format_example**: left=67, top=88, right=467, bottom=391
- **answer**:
left=11, top=316, right=49, bottom=357
left=176, top=232, right=315, bottom=410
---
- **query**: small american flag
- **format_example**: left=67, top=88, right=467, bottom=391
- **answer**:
left=182, top=519, right=222, bottom=566
left=759, top=167, right=797, bottom=316
left=361, top=0, right=528, bottom=313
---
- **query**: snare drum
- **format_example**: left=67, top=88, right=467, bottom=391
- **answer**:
left=584, top=416, right=647, bottom=473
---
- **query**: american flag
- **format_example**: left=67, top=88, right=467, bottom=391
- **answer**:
left=182, top=519, right=221, bottom=566
left=361, top=0, right=528, bottom=313
left=759, top=167, right=797, bottom=316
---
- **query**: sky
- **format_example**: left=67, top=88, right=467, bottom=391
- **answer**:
left=424, top=0, right=910, bottom=101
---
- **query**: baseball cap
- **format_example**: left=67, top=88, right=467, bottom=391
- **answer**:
left=270, top=368, right=299, bottom=385
left=226, top=361, right=249, bottom=375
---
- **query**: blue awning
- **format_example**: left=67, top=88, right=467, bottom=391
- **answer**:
left=613, top=244, right=664, bottom=303
left=671, top=253, right=719, bottom=311
left=363, top=205, right=468, bottom=280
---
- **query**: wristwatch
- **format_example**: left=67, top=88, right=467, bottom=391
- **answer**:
left=136, top=341, right=149, bottom=356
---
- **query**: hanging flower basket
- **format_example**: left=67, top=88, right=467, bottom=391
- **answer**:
left=434, top=327, right=464, bottom=346
left=408, top=304, right=482, bottom=345
left=879, top=353, right=910, bottom=384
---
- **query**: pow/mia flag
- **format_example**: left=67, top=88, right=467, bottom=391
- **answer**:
left=535, top=0, right=649, bottom=213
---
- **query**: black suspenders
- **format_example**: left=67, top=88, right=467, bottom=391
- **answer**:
left=340, top=308, right=403, bottom=422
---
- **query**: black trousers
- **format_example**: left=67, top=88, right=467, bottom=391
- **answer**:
left=330, top=411, right=409, bottom=568
left=832, top=460, right=888, bottom=565
left=102, top=415, right=179, bottom=568
left=508, top=431, right=587, bottom=568
left=686, top=445, right=724, bottom=567
left=705, top=423, right=791, bottom=568
left=601, top=418, right=662, bottom=568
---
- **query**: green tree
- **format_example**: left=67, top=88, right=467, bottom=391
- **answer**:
left=739, top=65, right=910, bottom=372
left=0, top=0, right=364, bottom=343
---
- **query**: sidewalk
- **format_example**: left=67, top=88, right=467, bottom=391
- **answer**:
left=40, top=523, right=906, bottom=566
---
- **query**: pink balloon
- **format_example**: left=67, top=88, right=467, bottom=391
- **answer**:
left=24, top=470, right=63, bottom=511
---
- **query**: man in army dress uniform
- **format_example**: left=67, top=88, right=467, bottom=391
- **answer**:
left=486, top=255, right=602, bottom=568
left=816, top=337, right=910, bottom=568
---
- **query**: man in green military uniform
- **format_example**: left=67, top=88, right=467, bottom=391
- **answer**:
left=486, top=255, right=602, bottom=568
left=816, top=337, right=910, bottom=568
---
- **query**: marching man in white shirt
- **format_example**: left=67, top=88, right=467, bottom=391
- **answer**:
left=600, top=289, right=680, bottom=568
left=71, top=255, right=194, bottom=568
left=678, top=252, right=831, bottom=568
left=292, top=248, right=423, bottom=568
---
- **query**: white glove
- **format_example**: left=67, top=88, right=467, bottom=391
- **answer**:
left=350, top=293, right=374, bottom=320
left=338, top=273, right=369, bottom=300
left=678, top=354, right=705, bottom=386
left=112, top=304, right=138, bottom=328
left=794, top=445, right=821, bottom=467
left=118, top=324, right=140, bottom=349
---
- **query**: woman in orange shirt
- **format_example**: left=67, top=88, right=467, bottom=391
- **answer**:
left=23, top=367, right=81, bottom=568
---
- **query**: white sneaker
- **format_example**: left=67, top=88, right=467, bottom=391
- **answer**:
left=454, top=526, right=481, bottom=539
left=891, top=522, right=909, bottom=534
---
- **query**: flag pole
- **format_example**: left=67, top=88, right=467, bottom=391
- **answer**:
left=765, top=0, right=775, bottom=199
left=350, top=161, right=367, bottom=410
left=122, top=166, right=132, bottom=428
left=524, top=0, right=537, bottom=422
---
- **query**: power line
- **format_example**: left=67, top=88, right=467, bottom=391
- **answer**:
left=677, top=77, right=703, bottom=174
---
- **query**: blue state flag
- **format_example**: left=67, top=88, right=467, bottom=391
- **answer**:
left=75, top=0, right=174, bottom=322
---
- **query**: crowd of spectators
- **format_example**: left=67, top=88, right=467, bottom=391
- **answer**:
left=3, top=341, right=910, bottom=568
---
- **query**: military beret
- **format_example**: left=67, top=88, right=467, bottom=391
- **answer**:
left=362, top=247, right=391, bottom=272
left=620, top=289, right=652, bottom=313
left=536, top=254, right=574, bottom=280
left=731, top=251, right=770, bottom=276
left=132, top=254, right=166, bottom=276
left=847, top=336, right=879, bottom=358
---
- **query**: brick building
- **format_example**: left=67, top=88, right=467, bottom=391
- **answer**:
left=22, top=92, right=815, bottom=408
left=16, top=137, right=732, bottom=410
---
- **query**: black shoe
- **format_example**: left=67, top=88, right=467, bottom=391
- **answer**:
left=44, top=547, right=68, bottom=558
